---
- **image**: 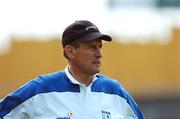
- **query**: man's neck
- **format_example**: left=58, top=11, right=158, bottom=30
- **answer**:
left=68, top=65, right=94, bottom=86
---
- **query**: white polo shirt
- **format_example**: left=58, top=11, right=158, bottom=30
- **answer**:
left=0, top=67, right=144, bottom=119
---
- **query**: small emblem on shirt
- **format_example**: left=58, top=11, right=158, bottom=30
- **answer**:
left=101, top=110, right=111, bottom=119
left=56, top=112, right=72, bottom=119
left=67, top=112, right=72, bottom=117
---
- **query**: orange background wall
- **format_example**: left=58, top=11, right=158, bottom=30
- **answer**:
left=0, top=28, right=180, bottom=99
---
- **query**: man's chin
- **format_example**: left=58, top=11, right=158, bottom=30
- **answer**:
left=93, top=68, right=100, bottom=74
left=88, top=66, right=101, bottom=75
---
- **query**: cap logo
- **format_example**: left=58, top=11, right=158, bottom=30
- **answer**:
left=85, top=26, right=97, bottom=31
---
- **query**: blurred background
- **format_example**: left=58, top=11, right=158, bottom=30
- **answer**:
left=0, top=0, right=180, bottom=118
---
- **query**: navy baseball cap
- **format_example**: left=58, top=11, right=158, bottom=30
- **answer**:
left=62, top=20, right=112, bottom=47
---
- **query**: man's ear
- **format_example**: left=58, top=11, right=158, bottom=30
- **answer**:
left=64, top=45, right=75, bottom=59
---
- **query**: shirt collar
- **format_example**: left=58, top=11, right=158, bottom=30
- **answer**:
left=65, top=65, right=98, bottom=85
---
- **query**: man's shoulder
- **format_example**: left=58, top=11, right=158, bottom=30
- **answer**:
left=7, top=70, right=68, bottom=97
left=92, top=74, right=127, bottom=98
left=0, top=70, right=77, bottom=118
left=37, top=70, right=66, bottom=82
left=94, top=74, right=145, bottom=119
left=95, top=74, right=121, bottom=87
left=22, top=70, right=66, bottom=90
left=29, top=70, right=78, bottom=93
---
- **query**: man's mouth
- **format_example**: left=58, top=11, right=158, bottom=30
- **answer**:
left=93, top=61, right=101, bottom=65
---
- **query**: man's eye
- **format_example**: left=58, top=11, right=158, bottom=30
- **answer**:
left=88, top=46, right=95, bottom=49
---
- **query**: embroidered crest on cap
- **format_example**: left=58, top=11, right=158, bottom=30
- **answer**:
left=85, top=26, right=97, bottom=31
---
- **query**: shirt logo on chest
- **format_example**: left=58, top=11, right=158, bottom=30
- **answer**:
left=101, top=110, right=111, bottom=119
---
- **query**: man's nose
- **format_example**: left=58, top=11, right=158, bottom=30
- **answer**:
left=95, top=48, right=102, bottom=58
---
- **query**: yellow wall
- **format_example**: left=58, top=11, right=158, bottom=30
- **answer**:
left=0, top=29, right=180, bottom=98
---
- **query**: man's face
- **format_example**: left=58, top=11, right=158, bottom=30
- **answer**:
left=72, top=39, right=103, bottom=75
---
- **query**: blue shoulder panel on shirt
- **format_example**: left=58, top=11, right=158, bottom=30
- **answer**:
left=92, top=74, right=144, bottom=119
left=0, top=70, right=80, bottom=118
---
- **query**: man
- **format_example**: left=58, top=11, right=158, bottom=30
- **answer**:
left=0, top=20, right=144, bottom=119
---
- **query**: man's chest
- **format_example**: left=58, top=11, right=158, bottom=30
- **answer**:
left=31, top=89, right=129, bottom=119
